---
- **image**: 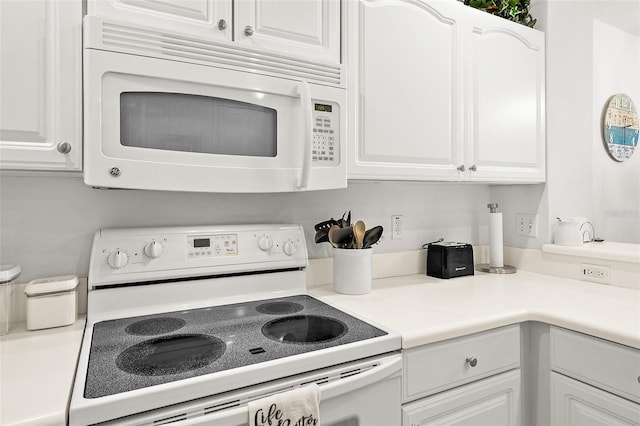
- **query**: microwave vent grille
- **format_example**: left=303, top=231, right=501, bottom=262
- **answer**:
left=91, top=19, right=343, bottom=87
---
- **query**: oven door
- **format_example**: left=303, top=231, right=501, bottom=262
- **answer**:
left=83, top=49, right=346, bottom=193
left=100, top=354, right=402, bottom=426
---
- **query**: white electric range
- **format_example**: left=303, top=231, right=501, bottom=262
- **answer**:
left=69, top=224, right=401, bottom=425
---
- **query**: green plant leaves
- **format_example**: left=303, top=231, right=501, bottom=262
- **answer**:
left=458, top=0, right=537, bottom=28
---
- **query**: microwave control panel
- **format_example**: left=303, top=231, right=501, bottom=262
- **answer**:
left=312, top=102, right=339, bottom=166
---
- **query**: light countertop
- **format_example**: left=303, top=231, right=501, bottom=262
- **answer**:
left=1, top=270, right=639, bottom=425
left=309, top=270, right=640, bottom=350
left=0, top=318, right=85, bottom=426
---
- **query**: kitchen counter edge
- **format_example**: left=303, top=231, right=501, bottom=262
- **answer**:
left=309, top=270, right=640, bottom=350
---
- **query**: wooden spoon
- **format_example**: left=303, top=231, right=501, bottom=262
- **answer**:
left=353, top=220, right=366, bottom=249
left=327, top=225, right=340, bottom=248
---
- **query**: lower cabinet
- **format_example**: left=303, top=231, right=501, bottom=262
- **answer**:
left=550, top=326, right=640, bottom=426
left=400, top=324, right=640, bottom=426
left=402, top=325, right=522, bottom=426
left=403, top=370, right=521, bottom=426
left=551, top=372, right=640, bottom=426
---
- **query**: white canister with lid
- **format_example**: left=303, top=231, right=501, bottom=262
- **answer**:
left=0, top=264, right=21, bottom=335
left=25, top=275, right=79, bottom=330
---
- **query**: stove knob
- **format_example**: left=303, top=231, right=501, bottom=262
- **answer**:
left=258, top=235, right=273, bottom=251
left=107, top=250, right=129, bottom=269
left=144, top=240, right=163, bottom=259
left=283, top=240, right=298, bottom=256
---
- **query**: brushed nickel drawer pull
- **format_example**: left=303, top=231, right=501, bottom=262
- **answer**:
left=466, top=356, right=478, bottom=367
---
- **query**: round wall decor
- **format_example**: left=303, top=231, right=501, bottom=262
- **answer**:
left=603, top=94, right=639, bottom=161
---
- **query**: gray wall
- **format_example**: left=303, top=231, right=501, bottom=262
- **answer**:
left=494, top=0, right=640, bottom=246
left=1, top=175, right=495, bottom=282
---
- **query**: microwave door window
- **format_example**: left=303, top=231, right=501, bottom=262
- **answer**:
left=120, top=92, right=277, bottom=157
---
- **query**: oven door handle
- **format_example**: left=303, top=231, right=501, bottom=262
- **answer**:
left=173, top=355, right=402, bottom=425
left=317, top=354, right=402, bottom=400
left=297, top=80, right=312, bottom=189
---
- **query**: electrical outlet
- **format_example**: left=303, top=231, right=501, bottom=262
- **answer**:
left=516, top=214, right=538, bottom=237
left=581, top=263, right=611, bottom=284
left=392, top=215, right=403, bottom=240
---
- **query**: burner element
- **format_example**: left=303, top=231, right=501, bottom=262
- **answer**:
left=262, top=315, right=347, bottom=344
left=116, top=334, right=226, bottom=376
left=255, top=301, right=304, bottom=315
left=125, top=317, right=186, bottom=336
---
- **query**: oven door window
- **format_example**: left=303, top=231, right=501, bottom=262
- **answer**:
left=120, top=92, right=277, bottom=157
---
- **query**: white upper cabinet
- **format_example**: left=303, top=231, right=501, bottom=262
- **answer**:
left=87, top=0, right=340, bottom=64
left=234, top=0, right=340, bottom=64
left=347, top=0, right=545, bottom=183
left=464, top=9, right=546, bottom=182
left=347, top=0, right=464, bottom=180
left=0, top=0, right=82, bottom=171
left=87, top=0, right=232, bottom=42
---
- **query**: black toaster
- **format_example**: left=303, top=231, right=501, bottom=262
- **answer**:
left=426, top=242, right=474, bottom=279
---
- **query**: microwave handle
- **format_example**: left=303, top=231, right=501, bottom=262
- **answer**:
left=297, top=81, right=313, bottom=189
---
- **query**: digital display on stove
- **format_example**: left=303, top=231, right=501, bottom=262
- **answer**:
left=193, top=238, right=210, bottom=248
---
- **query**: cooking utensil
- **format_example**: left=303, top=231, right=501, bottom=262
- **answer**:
left=314, top=219, right=337, bottom=231
left=353, top=220, right=366, bottom=249
left=362, top=226, right=383, bottom=249
left=335, top=210, right=352, bottom=228
left=332, top=226, right=354, bottom=249
left=328, top=225, right=340, bottom=248
left=314, top=228, right=330, bottom=243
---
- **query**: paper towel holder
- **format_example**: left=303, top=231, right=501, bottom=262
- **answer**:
left=476, top=203, right=517, bottom=274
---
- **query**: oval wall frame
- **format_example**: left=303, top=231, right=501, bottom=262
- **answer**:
left=603, top=94, right=639, bottom=162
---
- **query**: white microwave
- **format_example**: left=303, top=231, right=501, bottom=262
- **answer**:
left=83, top=17, right=346, bottom=193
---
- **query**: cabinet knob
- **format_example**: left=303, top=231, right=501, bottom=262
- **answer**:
left=466, top=356, right=478, bottom=367
left=469, top=164, right=478, bottom=172
left=57, top=142, right=72, bottom=154
left=217, top=19, right=227, bottom=30
left=457, top=164, right=466, bottom=172
left=244, top=26, right=254, bottom=36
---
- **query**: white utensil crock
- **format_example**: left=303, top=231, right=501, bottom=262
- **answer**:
left=333, top=248, right=372, bottom=295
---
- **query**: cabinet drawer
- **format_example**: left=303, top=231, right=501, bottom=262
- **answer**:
left=403, top=325, right=520, bottom=402
left=550, top=326, right=640, bottom=404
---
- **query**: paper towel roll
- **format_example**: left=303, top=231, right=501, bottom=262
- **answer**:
left=489, top=212, right=504, bottom=268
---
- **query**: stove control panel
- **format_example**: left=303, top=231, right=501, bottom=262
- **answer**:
left=187, top=234, right=237, bottom=259
left=89, top=224, right=308, bottom=287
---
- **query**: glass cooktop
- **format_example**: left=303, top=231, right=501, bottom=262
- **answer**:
left=84, top=295, right=387, bottom=398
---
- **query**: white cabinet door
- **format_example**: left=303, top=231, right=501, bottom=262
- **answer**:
left=551, top=372, right=640, bottom=426
left=403, top=370, right=522, bottom=426
left=464, top=9, right=545, bottom=182
left=234, top=0, right=340, bottom=64
left=347, top=0, right=545, bottom=183
left=87, top=0, right=232, bottom=42
left=347, top=0, right=465, bottom=181
left=0, top=0, right=82, bottom=171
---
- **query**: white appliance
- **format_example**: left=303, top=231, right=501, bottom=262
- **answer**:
left=69, top=224, right=401, bottom=425
left=83, top=17, right=346, bottom=193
